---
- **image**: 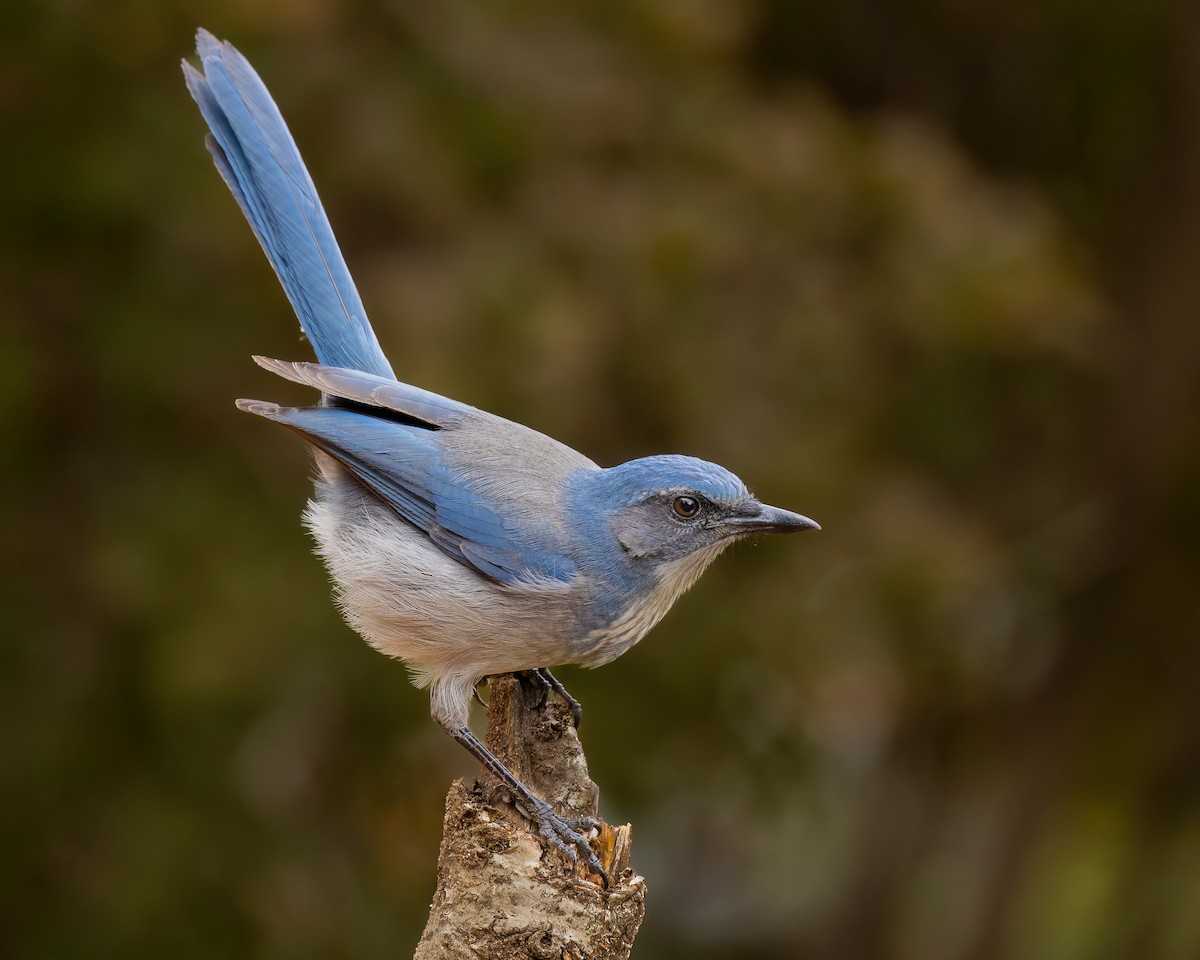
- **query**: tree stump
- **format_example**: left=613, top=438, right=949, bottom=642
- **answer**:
left=414, top=674, right=646, bottom=960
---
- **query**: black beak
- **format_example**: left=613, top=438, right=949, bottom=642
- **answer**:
left=725, top=503, right=821, bottom=535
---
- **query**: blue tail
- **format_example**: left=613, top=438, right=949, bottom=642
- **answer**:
left=183, top=29, right=395, bottom=380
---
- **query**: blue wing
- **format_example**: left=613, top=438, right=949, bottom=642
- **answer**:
left=239, top=401, right=577, bottom=587
left=183, top=30, right=394, bottom=380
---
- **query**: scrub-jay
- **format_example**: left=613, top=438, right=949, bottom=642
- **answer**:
left=183, top=29, right=817, bottom=881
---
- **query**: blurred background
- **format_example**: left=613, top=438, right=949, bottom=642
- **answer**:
left=3, top=1, right=1199, bottom=958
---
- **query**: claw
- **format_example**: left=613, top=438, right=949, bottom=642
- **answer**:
left=472, top=678, right=489, bottom=711
left=528, top=801, right=608, bottom=886
left=524, top=669, right=551, bottom=710
left=449, top=718, right=607, bottom=887
left=533, top=668, right=584, bottom=729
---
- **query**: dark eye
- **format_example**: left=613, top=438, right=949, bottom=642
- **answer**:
left=672, top=496, right=701, bottom=520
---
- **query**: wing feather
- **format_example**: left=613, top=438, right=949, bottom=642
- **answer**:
left=237, top=400, right=576, bottom=586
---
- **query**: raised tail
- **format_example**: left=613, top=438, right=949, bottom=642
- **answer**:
left=183, top=29, right=395, bottom=380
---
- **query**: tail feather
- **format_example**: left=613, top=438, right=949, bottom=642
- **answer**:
left=183, top=29, right=395, bottom=380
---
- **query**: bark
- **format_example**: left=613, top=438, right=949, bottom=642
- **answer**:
left=414, top=674, right=646, bottom=960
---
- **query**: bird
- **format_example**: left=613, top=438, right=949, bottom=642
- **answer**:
left=183, top=29, right=818, bottom=880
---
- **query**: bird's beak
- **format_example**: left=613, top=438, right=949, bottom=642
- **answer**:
left=725, top=503, right=821, bottom=535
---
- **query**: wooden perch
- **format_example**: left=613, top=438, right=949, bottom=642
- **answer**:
left=414, top=674, right=646, bottom=960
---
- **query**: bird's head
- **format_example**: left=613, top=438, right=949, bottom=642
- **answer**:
left=563, top=454, right=818, bottom=661
left=577, top=455, right=818, bottom=569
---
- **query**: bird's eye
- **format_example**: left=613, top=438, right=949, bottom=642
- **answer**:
left=672, top=496, right=701, bottom=520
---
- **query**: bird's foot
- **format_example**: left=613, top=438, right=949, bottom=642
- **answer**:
left=529, top=667, right=584, bottom=729
left=449, top=711, right=603, bottom=886
left=521, top=795, right=607, bottom=885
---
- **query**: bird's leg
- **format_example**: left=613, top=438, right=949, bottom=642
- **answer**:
left=527, top=667, right=584, bottom=729
left=447, top=724, right=606, bottom=885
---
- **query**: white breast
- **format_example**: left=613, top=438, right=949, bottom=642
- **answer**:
left=575, top=541, right=732, bottom=668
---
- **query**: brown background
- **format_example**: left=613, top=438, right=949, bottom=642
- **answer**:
left=3, top=2, right=1199, bottom=958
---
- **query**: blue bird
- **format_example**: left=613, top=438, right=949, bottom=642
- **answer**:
left=184, top=29, right=818, bottom=879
